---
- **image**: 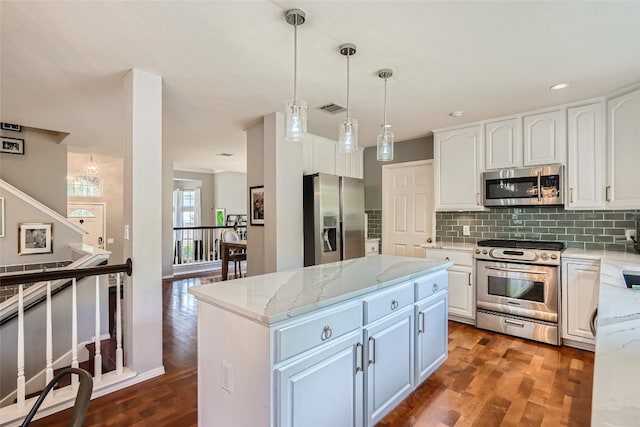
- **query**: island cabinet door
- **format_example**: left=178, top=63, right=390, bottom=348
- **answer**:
left=275, top=331, right=363, bottom=427
left=415, top=290, right=448, bottom=384
left=365, top=306, right=414, bottom=427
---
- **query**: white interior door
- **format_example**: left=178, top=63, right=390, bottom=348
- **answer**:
left=382, top=160, right=434, bottom=257
left=67, top=203, right=106, bottom=249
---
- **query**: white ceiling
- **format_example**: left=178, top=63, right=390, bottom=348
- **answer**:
left=1, top=1, right=639, bottom=173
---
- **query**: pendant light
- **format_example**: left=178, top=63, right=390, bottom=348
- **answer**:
left=284, top=9, right=307, bottom=142
left=376, top=69, right=394, bottom=161
left=338, top=43, right=358, bottom=153
left=83, top=154, right=100, bottom=177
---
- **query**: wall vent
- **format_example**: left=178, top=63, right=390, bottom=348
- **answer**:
left=318, top=103, right=347, bottom=114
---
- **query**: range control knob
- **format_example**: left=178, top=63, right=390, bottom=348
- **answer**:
left=540, top=253, right=549, bottom=260
left=550, top=254, right=558, bottom=260
left=475, top=249, right=481, bottom=254
left=482, top=249, right=488, bottom=255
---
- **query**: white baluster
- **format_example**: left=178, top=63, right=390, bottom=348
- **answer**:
left=94, top=275, right=102, bottom=383
left=71, top=278, right=79, bottom=389
left=116, top=273, right=123, bottom=374
left=17, top=284, right=26, bottom=408
left=45, top=280, right=54, bottom=398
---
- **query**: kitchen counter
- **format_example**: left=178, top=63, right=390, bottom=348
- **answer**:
left=563, top=249, right=640, bottom=426
left=188, top=254, right=452, bottom=325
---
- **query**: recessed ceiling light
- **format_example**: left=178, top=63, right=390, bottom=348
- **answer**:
left=449, top=111, right=463, bottom=118
left=550, top=83, right=569, bottom=91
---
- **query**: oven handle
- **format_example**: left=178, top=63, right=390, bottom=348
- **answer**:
left=484, top=265, right=549, bottom=275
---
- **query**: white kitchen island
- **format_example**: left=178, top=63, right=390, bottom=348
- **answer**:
left=188, top=255, right=452, bottom=427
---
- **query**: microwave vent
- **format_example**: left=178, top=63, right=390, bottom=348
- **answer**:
left=318, top=103, right=347, bottom=114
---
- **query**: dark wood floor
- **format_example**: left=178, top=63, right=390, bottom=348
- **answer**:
left=32, top=275, right=593, bottom=427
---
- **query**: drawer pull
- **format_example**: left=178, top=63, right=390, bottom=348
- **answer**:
left=504, top=319, right=525, bottom=328
left=368, top=336, right=376, bottom=365
left=432, top=283, right=439, bottom=293
left=418, top=311, right=425, bottom=334
left=468, top=272, right=472, bottom=286
left=320, top=325, right=333, bottom=341
left=390, top=299, right=399, bottom=310
left=445, top=257, right=450, bottom=261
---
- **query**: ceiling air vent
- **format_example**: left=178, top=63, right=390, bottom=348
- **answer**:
left=318, top=103, right=347, bottom=114
left=216, top=153, right=234, bottom=157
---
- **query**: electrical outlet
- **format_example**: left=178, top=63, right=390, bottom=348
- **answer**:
left=463, top=225, right=470, bottom=236
left=625, top=229, right=637, bottom=242
left=124, top=225, right=130, bottom=240
left=222, top=361, right=233, bottom=394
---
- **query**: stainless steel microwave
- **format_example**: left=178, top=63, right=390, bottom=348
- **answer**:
left=483, top=165, right=564, bottom=207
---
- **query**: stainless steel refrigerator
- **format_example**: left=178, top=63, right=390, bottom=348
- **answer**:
left=303, top=173, right=365, bottom=266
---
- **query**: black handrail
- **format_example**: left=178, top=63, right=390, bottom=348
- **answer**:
left=0, top=258, right=132, bottom=288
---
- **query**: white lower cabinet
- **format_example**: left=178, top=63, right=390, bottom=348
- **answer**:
left=364, top=306, right=414, bottom=426
left=561, top=257, right=599, bottom=349
left=276, top=332, right=364, bottom=427
left=415, top=290, right=448, bottom=384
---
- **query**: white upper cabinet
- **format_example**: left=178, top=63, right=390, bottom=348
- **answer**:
left=523, top=109, right=566, bottom=166
left=606, top=88, right=640, bottom=209
left=566, top=101, right=606, bottom=210
left=434, top=125, right=484, bottom=211
left=485, top=117, right=522, bottom=170
left=302, top=134, right=363, bottom=179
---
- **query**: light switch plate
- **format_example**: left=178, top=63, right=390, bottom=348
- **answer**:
left=463, top=225, right=470, bottom=236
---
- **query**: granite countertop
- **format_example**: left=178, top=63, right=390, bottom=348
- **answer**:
left=563, top=249, right=640, bottom=426
left=188, top=255, right=452, bottom=325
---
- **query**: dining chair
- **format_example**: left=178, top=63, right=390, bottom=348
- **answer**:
left=221, top=228, right=246, bottom=279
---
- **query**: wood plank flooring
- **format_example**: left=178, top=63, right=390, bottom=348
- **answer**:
left=31, top=275, right=593, bottom=427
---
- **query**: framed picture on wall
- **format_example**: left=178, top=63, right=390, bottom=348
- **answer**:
left=215, top=208, right=226, bottom=227
left=1, top=137, right=25, bottom=155
left=0, top=197, right=4, bottom=238
left=19, top=223, right=53, bottom=255
left=249, top=186, right=264, bottom=226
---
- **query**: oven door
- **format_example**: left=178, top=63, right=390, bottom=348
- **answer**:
left=476, top=260, right=558, bottom=322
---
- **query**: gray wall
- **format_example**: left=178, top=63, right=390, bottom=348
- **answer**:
left=213, top=171, right=247, bottom=216
left=363, top=136, right=433, bottom=210
left=0, top=127, right=67, bottom=215
left=173, top=170, right=216, bottom=225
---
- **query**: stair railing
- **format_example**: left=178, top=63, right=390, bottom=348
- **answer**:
left=173, top=225, right=246, bottom=266
left=0, top=259, right=132, bottom=414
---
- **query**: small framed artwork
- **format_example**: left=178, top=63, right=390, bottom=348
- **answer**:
left=1, top=137, right=25, bottom=155
left=1, top=122, right=22, bottom=132
left=0, top=197, right=4, bottom=238
left=249, top=185, right=264, bottom=226
left=19, top=223, right=53, bottom=255
left=215, top=208, right=226, bottom=227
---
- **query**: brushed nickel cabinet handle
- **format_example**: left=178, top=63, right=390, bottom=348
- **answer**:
left=418, top=311, right=425, bottom=334
left=355, top=343, right=364, bottom=372
left=468, top=272, right=472, bottom=286
left=432, top=283, right=439, bottom=293
left=390, top=299, right=399, bottom=310
left=476, top=192, right=481, bottom=205
left=569, top=187, right=574, bottom=204
left=368, top=336, right=376, bottom=365
left=606, top=186, right=611, bottom=202
left=590, top=308, right=598, bottom=337
left=504, top=318, right=525, bottom=328
left=320, top=325, right=333, bottom=341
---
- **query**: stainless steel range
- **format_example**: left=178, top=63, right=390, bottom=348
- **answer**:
left=474, top=239, right=564, bottom=346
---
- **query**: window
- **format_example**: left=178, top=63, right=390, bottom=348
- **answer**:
left=67, top=175, right=102, bottom=197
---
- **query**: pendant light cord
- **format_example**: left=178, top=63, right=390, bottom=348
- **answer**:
left=383, top=78, right=388, bottom=126
left=346, top=54, right=350, bottom=118
left=293, top=22, right=298, bottom=100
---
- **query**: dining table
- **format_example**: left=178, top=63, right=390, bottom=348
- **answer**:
left=220, top=239, right=247, bottom=280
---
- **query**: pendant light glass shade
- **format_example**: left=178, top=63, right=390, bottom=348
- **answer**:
left=284, top=9, right=307, bottom=142
left=83, top=154, right=100, bottom=177
left=338, top=43, right=357, bottom=153
left=377, top=127, right=394, bottom=161
left=376, top=69, right=394, bottom=161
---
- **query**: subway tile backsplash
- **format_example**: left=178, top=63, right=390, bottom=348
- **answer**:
left=366, top=209, right=382, bottom=239
left=436, top=207, right=640, bottom=252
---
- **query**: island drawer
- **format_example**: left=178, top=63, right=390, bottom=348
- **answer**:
left=274, top=302, right=361, bottom=362
left=415, top=271, right=448, bottom=301
left=363, top=282, right=413, bottom=324
left=424, top=248, right=473, bottom=266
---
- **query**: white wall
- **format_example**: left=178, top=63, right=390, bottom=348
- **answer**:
left=0, top=127, right=67, bottom=215
left=213, top=171, right=247, bottom=217
left=246, top=123, right=265, bottom=277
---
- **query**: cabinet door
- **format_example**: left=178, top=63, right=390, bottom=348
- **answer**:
left=351, top=147, right=364, bottom=179
left=485, top=117, right=522, bottom=170
left=276, top=332, right=363, bottom=427
left=365, top=307, right=414, bottom=426
left=434, top=125, right=484, bottom=211
left=447, top=267, right=474, bottom=320
left=415, top=291, right=448, bottom=384
left=561, top=261, right=599, bottom=344
left=607, top=88, right=640, bottom=209
left=523, top=109, right=566, bottom=166
left=566, top=102, right=606, bottom=210
left=312, top=136, right=337, bottom=175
